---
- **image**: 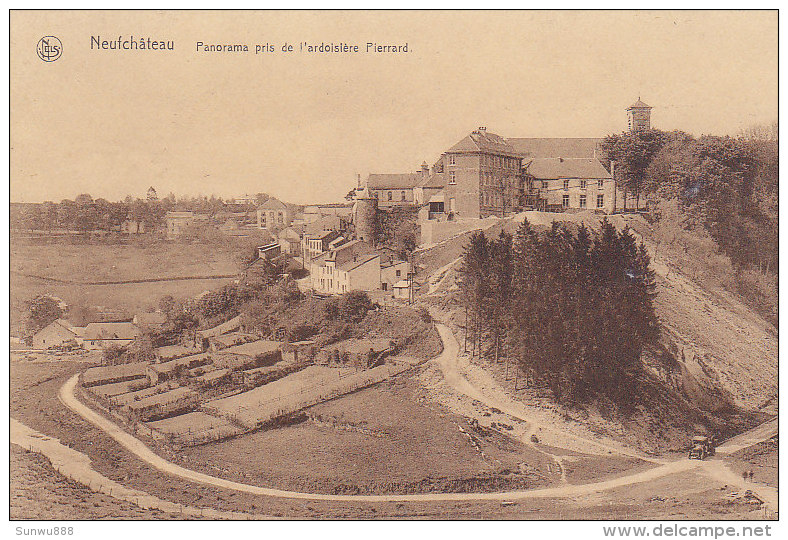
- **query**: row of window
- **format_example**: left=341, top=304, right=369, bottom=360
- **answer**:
left=447, top=154, right=519, bottom=169
left=374, top=190, right=408, bottom=201
left=563, top=194, right=605, bottom=208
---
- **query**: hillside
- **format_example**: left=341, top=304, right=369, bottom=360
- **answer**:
left=415, top=210, right=776, bottom=450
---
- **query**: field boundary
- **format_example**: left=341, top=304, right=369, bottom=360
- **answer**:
left=11, top=270, right=237, bottom=285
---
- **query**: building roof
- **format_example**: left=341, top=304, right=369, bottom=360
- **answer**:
left=35, top=318, right=78, bottom=336
left=447, top=129, right=520, bottom=156
left=393, top=280, right=410, bottom=289
left=416, top=172, right=445, bottom=189
left=506, top=138, right=601, bottom=159
left=260, top=198, right=288, bottom=210
left=304, top=215, right=344, bottom=235
left=627, top=99, right=652, bottom=110
left=366, top=173, right=421, bottom=190
left=221, top=339, right=283, bottom=358
left=337, top=252, right=380, bottom=273
left=83, top=322, right=141, bottom=341
left=525, top=158, right=612, bottom=180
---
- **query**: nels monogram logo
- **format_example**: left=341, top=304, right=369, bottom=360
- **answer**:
left=37, top=36, right=62, bottom=62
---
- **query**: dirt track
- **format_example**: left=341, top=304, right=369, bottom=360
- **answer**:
left=42, top=325, right=776, bottom=508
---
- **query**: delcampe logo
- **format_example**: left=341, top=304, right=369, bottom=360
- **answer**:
left=36, top=36, right=62, bottom=62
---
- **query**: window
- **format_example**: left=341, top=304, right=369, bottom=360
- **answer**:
left=449, top=171, right=456, bottom=185
left=579, top=195, right=587, bottom=208
left=395, top=269, right=401, bottom=277
left=387, top=191, right=393, bottom=201
left=598, top=179, right=604, bottom=188
left=542, top=180, right=548, bottom=189
left=580, top=180, right=587, bottom=189
left=563, top=179, right=570, bottom=190
left=401, top=191, right=406, bottom=201
left=448, top=155, right=456, bottom=165
left=562, top=194, right=570, bottom=207
left=597, top=194, right=604, bottom=208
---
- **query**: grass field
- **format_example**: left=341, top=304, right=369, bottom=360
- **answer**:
left=10, top=239, right=239, bottom=334
left=179, top=375, right=558, bottom=495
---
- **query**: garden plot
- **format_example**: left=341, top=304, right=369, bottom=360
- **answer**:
left=205, top=363, right=410, bottom=430
left=146, top=411, right=244, bottom=446
left=87, top=379, right=149, bottom=398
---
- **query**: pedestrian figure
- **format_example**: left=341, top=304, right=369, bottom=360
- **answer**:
left=749, top=470, right=755, bottom=481
left=742, top=471, right=748, bottom=480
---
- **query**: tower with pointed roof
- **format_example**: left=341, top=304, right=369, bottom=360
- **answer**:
left=627, top=98, right=652, bottom=132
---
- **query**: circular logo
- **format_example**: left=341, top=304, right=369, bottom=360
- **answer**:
left=37, top=36, right=62, bottom=62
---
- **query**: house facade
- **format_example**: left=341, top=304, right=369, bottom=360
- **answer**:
left=310, top=240, right=410, bottom=295
left=32, top=319, right=83, bottom=349
left=257, top=198, right=292, bottom=231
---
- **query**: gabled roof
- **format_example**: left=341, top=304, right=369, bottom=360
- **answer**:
left=506, top=138, right=601, bottom=159
left=627, top=99, right=652, bottom=110
left=304, top=215, right=344, bottom=235
left=366, top=173, right=421, bottom=190
left=260, top=198, right=288, bottom=210
left=83, top=322, right=141, bottom=341
left=524, top=158, right=612, bottom=180
left=447, top=129, right=519, bottom=156
left=337, top=252, right=380, bottom=273
left=416, top=172, right=445, bottom=189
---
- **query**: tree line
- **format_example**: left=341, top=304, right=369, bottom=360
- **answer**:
left=599, top=127, right=778, bottom=274
left=10, top=192, right=272, bottom=234
left=459, top=219, right=659, bottom=408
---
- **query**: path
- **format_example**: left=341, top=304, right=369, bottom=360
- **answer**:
left=10, top=418, right=271, bottom=520
left=56, top=351, right=777, bottom=506
left=429, top=322, right=664, bottom=463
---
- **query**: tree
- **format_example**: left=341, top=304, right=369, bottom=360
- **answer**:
left=25, top=295, right=63, bottom=335
left=599, top=129, right=669, bottom=209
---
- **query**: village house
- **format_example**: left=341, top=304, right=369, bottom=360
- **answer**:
left=310, top=240, right=410, bottom=295
left=257, top=198, right=292, bottom=231
left=278, top=226, right=303, bottom=255
left=165, top=211, right=195, bottom=239
left=32, top=318, right=85, bottom=349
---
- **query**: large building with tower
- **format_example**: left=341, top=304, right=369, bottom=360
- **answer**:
left=354, top=99, right=651, bottom=219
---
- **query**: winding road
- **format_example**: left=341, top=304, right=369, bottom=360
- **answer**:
left=34, top=321, right=775, bottom=509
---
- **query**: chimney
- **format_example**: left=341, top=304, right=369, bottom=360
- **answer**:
left=421, top=161, right=429, bottom=178
left=357, top=173, right=361, bottom=188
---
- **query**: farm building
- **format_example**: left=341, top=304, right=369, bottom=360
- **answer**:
left=81, top=361, right=149, bottom=387
left=214, top=340, right=283, bottom=371
left=126, top=387, right=200, bottom=422
left=82, top=322, right=141, bottom=350
left=32, top=319, right=84, bottom=349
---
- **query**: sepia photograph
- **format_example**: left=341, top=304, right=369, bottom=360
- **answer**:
left=7, top=8, right=779, bottom=529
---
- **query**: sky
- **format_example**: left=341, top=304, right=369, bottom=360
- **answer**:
left=10, top=10, right=778, bottom=205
